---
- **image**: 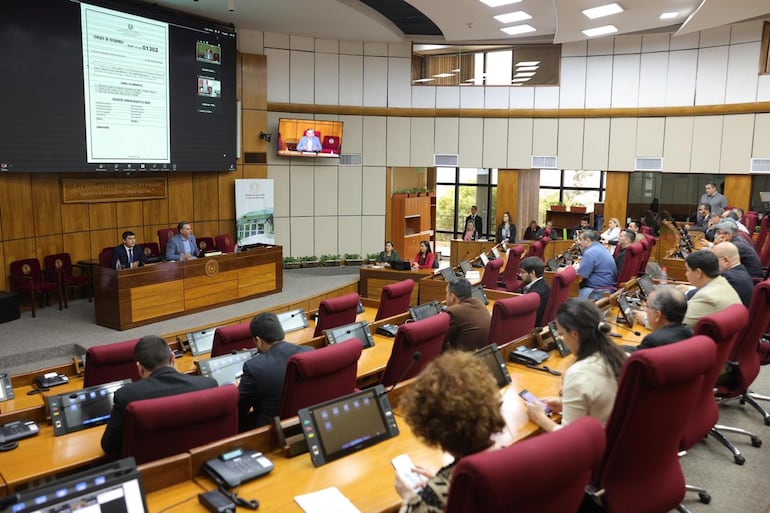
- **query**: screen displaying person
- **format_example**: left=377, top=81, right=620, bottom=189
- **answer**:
left=296, top=128, right=322, bottom=152
left=111, top=230, right=146, bottom=269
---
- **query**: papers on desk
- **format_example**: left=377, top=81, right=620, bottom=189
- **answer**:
left=465, top=270, right=481, bottom=281
left=295, top=487, right=362, bottom=513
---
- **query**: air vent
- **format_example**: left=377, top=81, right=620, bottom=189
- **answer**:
left=339, top=153, right=363, bottom=167
left=635, top=157, right=663, bottom=171
left=531, top=156, right=557, bottom=169
left=434, top=154, right=459, bottom=167
left=750, top=158, right=770, bottom=173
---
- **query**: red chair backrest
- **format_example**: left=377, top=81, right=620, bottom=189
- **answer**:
left=379, top=312, right=449, bottom=387
left=142, top=243, right=161, bottom=258
left=500, top=245, right=525, bottom=292
left=487, top=294, right=539, bottom=347
left=84, top=339, right=141, bottom=388
left=314, top=292, right=360, bottom=337
left=158, top=228, right=178, bottom=256
left=638, top=234, right=656, bottom=276
left=760, top=232, right=770, bottom=268
left=215, top=234, right=236, bottom=253
left=98, top=249, right=113, bottom=268
left=122, top=385, right=238, bottom=465
left=375, top=279, right=415, bottom=321
left=197, top=237, right=216, bottom=252
left=616, top=242, right=643, bottom=286
left=279, top=339, right=361, bottom=419
left=480, top=258, right=504, bottom=289
left=526, top=241, right=544, bottom=260
left=640, top=225, right=653, bottom=235
left=322, top=135, right=340, bottom=152
left=541, top=266, right=577, bottom=325
left=10, top=259, right=44, bottom=285
left=211, top=323, right=255, bottom=358
left=743, top=212, right=758, bottom=234
left=446, top=417, right=605, bottom=513
left=43, top=253, right=74, bottom=279
left=755, top=215, right=769, bottom=254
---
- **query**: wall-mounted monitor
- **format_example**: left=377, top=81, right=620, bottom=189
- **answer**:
left=277, top=118, right=343, bottom=158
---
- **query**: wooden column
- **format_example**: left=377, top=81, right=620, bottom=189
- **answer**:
left=724, top=175, right=751, bottom=211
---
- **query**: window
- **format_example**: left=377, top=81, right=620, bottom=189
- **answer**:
left=538, top=170, right=605, bottom=222
left=627, top=172, right=725, bottom=222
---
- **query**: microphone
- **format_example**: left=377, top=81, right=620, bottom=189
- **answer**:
left=604, top=317, right=642, bottom=337
left=384, top=351, right=422, bottom=394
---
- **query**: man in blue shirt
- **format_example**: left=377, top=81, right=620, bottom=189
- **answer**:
left=576, top=229, right=617, bottom=299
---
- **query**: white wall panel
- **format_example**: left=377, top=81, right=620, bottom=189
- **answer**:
left=340, top=40, right=363, bottom=55
left=361, top=215, right=386, bottom=256
left=265, top=48, right=290, bottom=103
left=690, top=116, right=723, bottom=173
left=699, top=27, right=731, bottom=47
left=458, top=118, right=484, bottom=168
left=557, top=119, right=584, bottom=170
left=273, top=217, right=290, bottom=255
left=268, top=164, right=291, bottom=217
left=611, top=54, right=640, bottom=108
left=534, top=87, right=559, bottom=109
left=614, top=35, right=642, bottom=54
left=582, top=118, right=610, bottom=170
left=363, top=56, right=388, bottom=107
left=289, top=51, right=315, bottom=104
left=436, top=87, right=460, bottom=109
left=670, top=32, right=699, bottom=50
left=289, top=35, right=313, bottom=51
left=362, top=116, right=387, bottom=166
left=586, top=56, right=612, bottom=109
left=608, top=118, right=637, bottom=171
left=638, top=52, right=668, bottom=107
left=482, top=118, right=509, bottom=168
left=507, top=118, right=534, bottom=168
left=562, top=40, right=587, bottom=57
left=410, top=118, right=436, bottom=166
left=314, top=217, right=338, bottom=255
left=532, top=119, right=558, bottom=156
left=641, top=34, right=669, bottom=53
left=290, top=165, right=314, bottom=216
left=665, top=50, right=697, bottom=106
left=386, top=117, right=411, bottom=166
left=725, top=42, right=760, bottom=104
left=339, top=115, right=363, bottom=154
left=460, top=87, right=485, bottom=109
left=509, top=87, right=535, bottom=108
left=388, top=42, right=411, bottom=58
left=290, top=217, right=314, bottom=257
left=411, top=86, right=436, bottom=108
left=338, top=217, right=363, bottom=256
left=364, top=42, right=387, bottom=56
left=264, top=32, right=290, bottom=49
left=694, top=46, right=728, bottom=105
left=237, top=29, right=263, bottom=54
left=434, top=118, right=459, bottom=155
left=636, top=118, right=665, bottom=157
left=362, top=166, right=386, bottom=215
left=720, top=114, right=754, bottom=173
left=315, top=39, right=338, bottom=53
left=662, top=117, right=694, bottom=172
left=753, top=114, right=770, bottom=157
left=559, top=57, right=587, bottom=108
left=314, top=53, right=339, bottom=105
left=730, top=20, right=764, bottom=44
left=759, top=75, right=770, bottom=102
left=314, top=166, right=338, bottom=215
left=387, top=57, right=412, bottom=108
left=587, top=38, right=614, bottom=56
left=484, top=87, right=510, bottom=109
left=338, top=167, right=363, bottom=215
left=339, top=54, right=364, bottom=106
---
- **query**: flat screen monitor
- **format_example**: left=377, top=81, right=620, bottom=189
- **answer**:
left=408, top=301, right=442, bottom=322
left=637, top=274, right=656, bottom=300
left=474, top=343, right=511, bottom=388
left=459, top=260, right=473, bottom=274
left=325, top=321, right=375, bottom=349
left=616, top=293, right=635, bottom=329
left=298, top=385, right=399, bottom=467
left=48, top=379, right=131, bottom=436
left=8, top=457, right=148, bottom=513
left=440, top=267, right=457, bottom=282
left=472, top=284, right=489, bottom=305
left=277, top=309, right=310, bottom=333
left=187, top=327, right=220, bottom=356
left=196, top=350, right=259, bottom=386
left=277, top=118, right=343, bottom=158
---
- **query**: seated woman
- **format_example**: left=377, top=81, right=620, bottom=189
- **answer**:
left=526, top=298, right=627, bottom=431
left=600, top=217, right=621, bottom=244
left=375, top=241, right=400, bottom=267
left=495, top=211, right=517, bottom=243
left=462, top=220, right=477, bottom=241
left=395, top=351, right=505, bottom=513
left=411, top=241, right=435, bottom=270
left=522, top=220, right=543, bottom=240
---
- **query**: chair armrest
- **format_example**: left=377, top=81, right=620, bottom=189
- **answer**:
left=10, top=273, right=34, bottom=290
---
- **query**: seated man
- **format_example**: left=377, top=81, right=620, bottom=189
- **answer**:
left=629, top=286, right=692, bottom=352
left=576, top=229, right=617, bottom=299
left=101, top=335, right=218, bottom=455
left=444, top=277, right=490, bottom=352
left=518, top=256, right=550, bottom=327
left=237, top=312, right=313, bottom=431
left=712, top=242, right=754, bottom=307
left=714, top=220, right=763, bottom=279
left=296, top=128, right=322, bottom=152
left=688, top=203, right=711, bottom=232
left=614, top=229, right=635, bottom=272
left=111, top=230, right=147, bottom=270
left=165, top=221, right=199, bottom=261
left=682, top=250, right=741, bottom=329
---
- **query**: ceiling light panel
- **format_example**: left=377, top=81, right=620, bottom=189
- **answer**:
left=514, top=71, right=536, bottom=77
left=515, top=66, right=539, bottom=71
left=582, top=3, right=623, bottom=20
left=659, top=12, right=678, bottom=19
left=479, top=0, right=522, bottom=6
left=582, top=25, right=618, bottom=37
left=501, top=24, right=536, bottom=35
left=516, top=61, right=541, bottom=66
left=494, top=11, right=531, bottom=24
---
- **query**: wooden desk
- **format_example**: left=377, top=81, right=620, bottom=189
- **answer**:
left=94, top=247, right=283, bottom=330
left=545, top=209, right=591, bottom=231
left=357, top=266, right=431, bottom=304
left=449, top=239, right=502, bottom=266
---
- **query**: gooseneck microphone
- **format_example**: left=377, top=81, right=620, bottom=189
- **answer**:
left=604, top=317, right=642, bottom=337
left=385, top=351, right=422, bottom=394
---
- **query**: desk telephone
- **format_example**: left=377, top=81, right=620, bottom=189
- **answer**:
left=509, top=345, right=550, bottom=366
left=35, top=372, right=69, bottom=389
left=204, top=448, right=275, bottom=488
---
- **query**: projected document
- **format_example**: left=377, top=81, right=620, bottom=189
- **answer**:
left=81, top=4, right=170, bottom=163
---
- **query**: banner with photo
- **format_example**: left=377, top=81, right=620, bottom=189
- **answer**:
left=235, top=179, right=274, bottom=245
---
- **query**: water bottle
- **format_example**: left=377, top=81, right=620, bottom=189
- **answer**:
left=660, top=267, right=668, bottom=285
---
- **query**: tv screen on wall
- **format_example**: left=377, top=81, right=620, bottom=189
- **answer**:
left=277, top=119, right=343, bottom=159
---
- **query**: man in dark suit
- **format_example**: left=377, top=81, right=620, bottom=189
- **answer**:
left=443, top=277, right=490, bottom=351
left=518, top=256, right=550, bottom=327
left=628, top=286, right=692, bottom=352
left=238, top=312, right=313, bottom=431
left=713, top=242, right=754, bottom=307
left=101, top=335, right=218, bottom=455
left=465, top=205, right=483, bottom=238
left=165, top=221, right=199, bottom=261
left=111, top=231, right=147, bottom=269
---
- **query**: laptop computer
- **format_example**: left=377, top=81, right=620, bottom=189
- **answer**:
left=546, top=257, right=560, bottom=272
left=390, top=260, right=412, bottom=271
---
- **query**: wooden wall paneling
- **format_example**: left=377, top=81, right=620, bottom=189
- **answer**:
left=31, top=174, right=62, bottom=237
left=4, top=238, right=37, bottom=272
left=88, top=202, right=117, bottom=231
left=241, top=54, right=267, bottom=110
left=167, top=173, right=195, bottom=225
left=144, top=225, right=167, bottom=251
left=724, top=175, right=751, bottom=210
left=236, top=52, right=243, bottom=103
left=116, top=201, right=144, bottom=231
left=496, top=169, right=518, bottom=229
left=218, top=171, right=237, bottom=221
left=604, top=172, right=630, bottom=224
left=192, top=173, right=219, bottom=222
left=0, top=242, right=6, bottom=291
left=0, top=174, right=33, bottom=240
left=143, top=198, right=169, bottom=232
left=61, top=202, right=90, bottom=234
left=62, top=231, right=93, bottom=263
left=35, top=234, right=64, bottom=263
left=242, top=166, right=268, bottom=179
left=90, top=229, right=118, bottom=258
left=218, top=219, right=236, bottom=238
left=242, top=110, right=268, bottom=155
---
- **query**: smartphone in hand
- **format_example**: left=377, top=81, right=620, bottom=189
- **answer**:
left=392, top=454, right=424, bottom=492
left=518, top=389, right=552, bottom=415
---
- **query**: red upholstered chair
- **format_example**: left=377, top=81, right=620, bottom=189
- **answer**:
left=498, top=245, right=525, bottom=292
left=638, top=234, right=656, bottom=276
left=9, top=258, right=63, bottom=317
left=541, top=266, right=577, bottom=326
left=379, top=312, right=449, bottom=387
left=279, top=339, right=362, bottom=419
left=157, top=228, right=178, bottom=257
left=526, top=241, right=545, bottom=261
left=640, top=225, right=653, bottom=236
left=616, top=242, right=643, bottom=287
left=445, top=417, right=605, bottom=513
left=760, top=233, right=770, bottom=268
left=313, top=292, right=360, bottom=337
left=320, top=135, right=341, bottom=154
left=479, top=257, right=504, bottom=290
left=211, top=322, right=255, bottom=358
left=141, top=242, right=162, bottom=263
left=755, top=215, right=769, bottom=253
left=98, top=248, right=113, bottom=268
left=44, top=252, right=90, bottom=305
left=197, top=237, right=216, bottom=253
left=121, top=385, right=239, bottom=465
left=486, top=294, right=539, bottom=347
left=587, top=335, right=716, bottom=513
left=743, top=212, right=758, bottom=235
left=375, top=279, right=415, bottom=321
left=215, top=234, right=236, bottom=253
left=84, top=338, right=141, bottom=388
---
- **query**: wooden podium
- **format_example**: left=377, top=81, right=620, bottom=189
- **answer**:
left=94, top=247, right=283, bottom=330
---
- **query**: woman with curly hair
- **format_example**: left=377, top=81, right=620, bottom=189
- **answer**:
left=395, top=351, right=505, bottom=513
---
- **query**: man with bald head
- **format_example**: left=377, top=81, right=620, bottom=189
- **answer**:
left=712, top=242, right=754, bottom=307
left=713, top=220, right=763, bottom=279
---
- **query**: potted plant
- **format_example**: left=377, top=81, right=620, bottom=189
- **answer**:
left=550, top=201, right=567, bottom=212
left=320, top=254, right=341, bottom=266
left=283, top=256, right=300, bottom=269
left=299, top=255, right=320, bottom=268
left=570, top=202, right=587, bottom=213
left=392, top=189, right=409, bottom=198
left=344, top=253, right=363, bottom=266
left=365, top=253, right=379, bottom=265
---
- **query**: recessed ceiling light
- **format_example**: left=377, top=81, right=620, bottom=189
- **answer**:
left=516, top=66, right=539, bottom=71
left=582, top=25, right=618, bottom=37
left=479, top=0, right=522, bottom=7
left=433, top=73, right=455, bottom=78
left=514, top=71, right=536, bottom=77
left=582, top=3, right=623, bottom=19
left=451, top=69, right=461, bottom=73
left=512, top=77, right=531, bottom=82
left=659, top=11, right=678, bottom=20
left=501, top=24, right=536, bottom=35
left=494, top=11, right=531, bottom=24
left=412, top=78, right=435, bottom=83
left=516, top=61, right=541, bottom=67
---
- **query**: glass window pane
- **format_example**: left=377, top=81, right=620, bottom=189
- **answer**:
left=485, top=50, right=512, bottom=85
left=436, top=184, right=456, bottom=234
left=458, top=185, right=489, bottom=238
left=540, top=169, right=561, bottom=187
left=538, top=189, right=561, bottom=224
left=564, top=170, right=601, bottom=188
left=436, top=167, right=456, bottom=183
left=563, top=190, right=600, bottom=211
left=490, top=168, right=498, bottom=185
left=459, top=167, right=490, bottom=184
